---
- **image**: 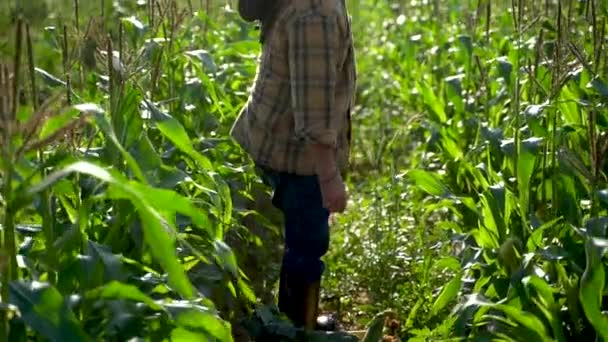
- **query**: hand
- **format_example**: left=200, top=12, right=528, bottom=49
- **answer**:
left=319, top=172, right=348, bottom=213
left=310, top=143, right=347, bottom=213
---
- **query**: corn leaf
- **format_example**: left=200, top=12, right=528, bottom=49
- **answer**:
left=9, top=281, right=90, bottom=342
left=88, top=281, right=163, bottom=311
left=25, top=161, right=195, bottom=299
left=408, top=170, right=451, bottom=197
left=416, top=81, right=447, bottom=123
left=143, top=99, right=213, bottom=170
left=579, top=238, right=608, bottom=341
left=431, top=272, right=462, bottom=316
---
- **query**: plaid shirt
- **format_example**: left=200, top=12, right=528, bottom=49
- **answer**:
left=230, top=0, right=357, bottom=176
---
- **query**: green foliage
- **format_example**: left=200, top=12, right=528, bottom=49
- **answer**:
left=323, top=0, right=608, bottom=341
left=0, top=1, right=261, bottom=340
left=1, top=0, right=607, bottom=341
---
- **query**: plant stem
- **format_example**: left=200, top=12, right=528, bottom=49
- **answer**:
left=26, top=24, right=37, bottom=109
left=1, top=165, right=15, bottom=342
left=63, top=25, right=72, bottom=105
left=589, top=0, right=600, bottom=216
left=0, top=19, right=22, bottom=332
left=107, top=36, right=114, bottom=112
left=203, top=0, right=210, bottom=36
left=1, top=169, right=15, bottom=270
left=510, top=0, right=521, bottom=156
left=6, top=17, right=22, bottom=279
left=485, top=0, right=491, bottom=44
left=11, top=20, right=23, bottom=126
left=74, top=0, right=84, bottom=86
left=186, top=0, right=193, bottom=15
left=169, top=1, right=177, bottom=114
left=149, top=0, right=155, bottom=28
left=551, top=0, right=562, bottom=218
left=74, top=0, right=80, bottom=29
left=27, top=23, right=57, bottom=286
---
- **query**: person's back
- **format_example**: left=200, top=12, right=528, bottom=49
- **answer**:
left=231, top=0, right=357, bottom=332
left=232, top=0, right=356, bottom=176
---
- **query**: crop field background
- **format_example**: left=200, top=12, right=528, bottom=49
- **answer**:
left=1, top=0, right=607, bottom=341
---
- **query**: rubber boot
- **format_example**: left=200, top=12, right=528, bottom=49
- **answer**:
left=311, top=286, right=339, bottom=332
left=277, top=269, right=312, bottom=328
left=278, top=273, right=339, bottom=331
left=277, top=267, right=293, bottom=319
left=302, top=281, right=321, bottom=330
left=301, top=280, right=339, bottom=331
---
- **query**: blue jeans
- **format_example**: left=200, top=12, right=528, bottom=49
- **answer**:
left=259, top=167, right=330, bottom=283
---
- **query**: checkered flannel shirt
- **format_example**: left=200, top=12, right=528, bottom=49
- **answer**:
left=230, top=0, right=357, bottom=176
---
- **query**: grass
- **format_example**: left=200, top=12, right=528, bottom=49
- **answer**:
left=0, top=0, right=607, bottom=341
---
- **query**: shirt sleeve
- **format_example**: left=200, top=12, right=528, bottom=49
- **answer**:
left=287, top=12, right=338, bottom=148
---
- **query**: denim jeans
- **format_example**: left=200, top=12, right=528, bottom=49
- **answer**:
left=258, top=167, right=330, bottom=283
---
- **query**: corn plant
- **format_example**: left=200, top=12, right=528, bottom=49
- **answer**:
left=4, top=0, right=607, bottom=341
left=0, top=2, right=265, bottom=340
left=400, top=0, right=608, bottom=340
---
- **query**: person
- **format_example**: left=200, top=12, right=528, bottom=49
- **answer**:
left=230, top=0, right=357, bottom=331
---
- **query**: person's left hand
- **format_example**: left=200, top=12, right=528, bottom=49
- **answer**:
left=319, top=172, right=348, bottom=213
